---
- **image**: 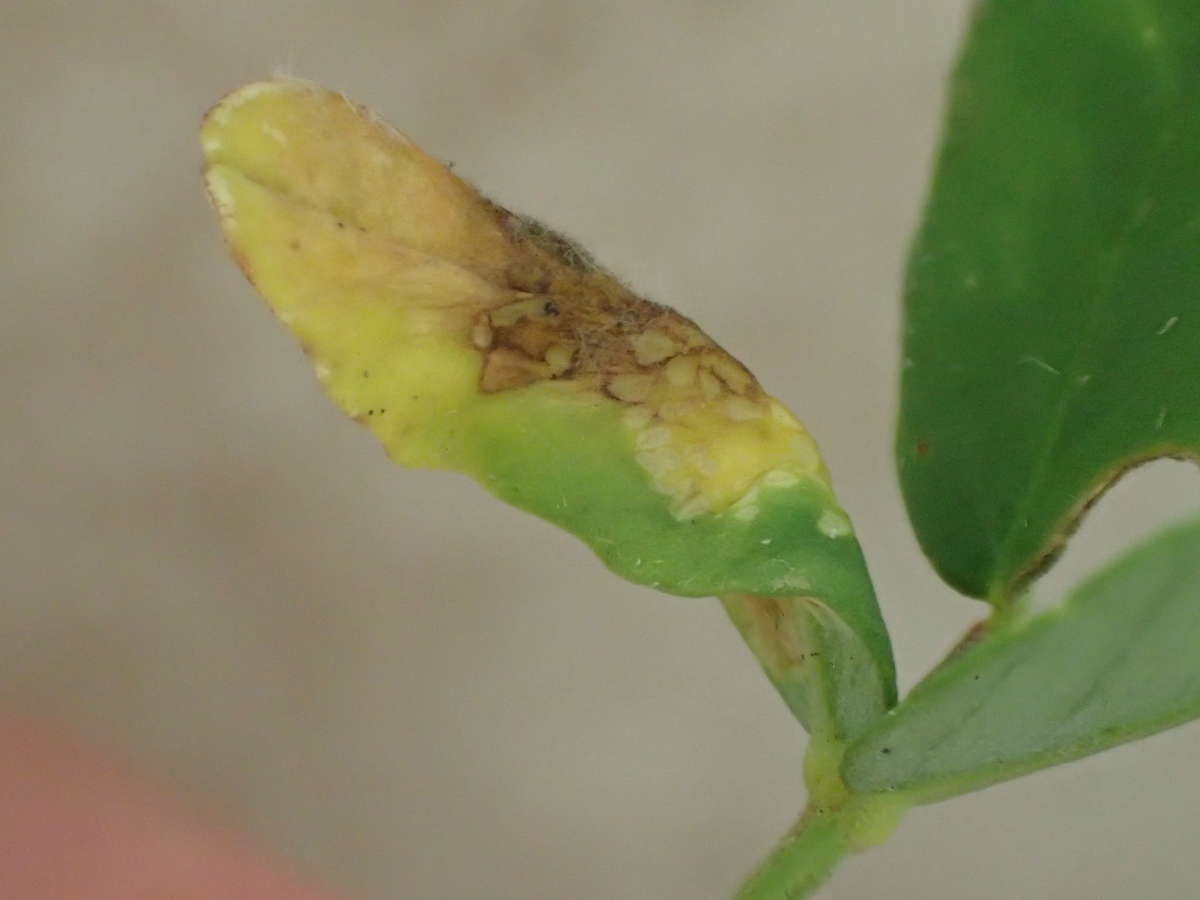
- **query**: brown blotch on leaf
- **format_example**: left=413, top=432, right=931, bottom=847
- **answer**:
left=474, top=206, right=754, bottom=400
left=480, top=347, right=552, bottom=391
left=740, top=594, right=819, bottom=674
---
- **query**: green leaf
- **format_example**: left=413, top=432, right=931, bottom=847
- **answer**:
left=841, top=514, right=1200, bottom=799
left=898, top=0, right=1200, bottom=598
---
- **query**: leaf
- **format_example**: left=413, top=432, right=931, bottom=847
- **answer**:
left=842, top=514, right=1200, bottom=799
left=201, top=81, right=896, bottom=732
left=898, top=0, right=1200, bottom=598
left=723, top=594, right=890, bottom=742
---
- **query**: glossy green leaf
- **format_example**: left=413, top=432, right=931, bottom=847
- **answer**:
left=842, top=514, right=1200, bottom=799
left=899, top=0, right=1200, bottom=598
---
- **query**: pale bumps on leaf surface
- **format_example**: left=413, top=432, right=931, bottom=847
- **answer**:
left=201, top=79, right=829, bottom=517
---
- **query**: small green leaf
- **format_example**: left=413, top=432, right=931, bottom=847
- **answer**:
left=899, top=0, right=1200, bottom=598
left=842, top=514, right=1200, bottom=799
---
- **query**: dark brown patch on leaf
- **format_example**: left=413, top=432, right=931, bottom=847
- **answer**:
left=467, top=203, right=732, bottom=395
left=465, top=192, right=762, bottom=403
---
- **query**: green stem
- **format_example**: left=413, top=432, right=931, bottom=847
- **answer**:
left=732, top=808, right=848, bottom=900
left=732, top=792, right=909, bottom=900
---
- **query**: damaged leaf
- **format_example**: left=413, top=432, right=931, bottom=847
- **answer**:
left=201, top=80, right=895, bottom=736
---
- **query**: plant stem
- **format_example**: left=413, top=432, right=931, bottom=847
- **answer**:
left=732, top=808, right=848, bottom=900
left=732, top=793, right=909, bottom=900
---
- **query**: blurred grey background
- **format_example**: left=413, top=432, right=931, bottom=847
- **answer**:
left=4, top=2, right=1199, bottom=897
